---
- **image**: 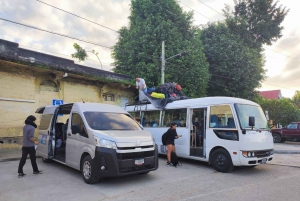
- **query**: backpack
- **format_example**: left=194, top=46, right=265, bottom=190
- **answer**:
left=161, top=131, right=168, bottom=145
left=171, top=152, right=181, bottom=167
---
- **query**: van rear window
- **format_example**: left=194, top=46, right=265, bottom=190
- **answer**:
left=39, top=114, right=53, bottom=130
left=84, top=112, right=142, bottom=130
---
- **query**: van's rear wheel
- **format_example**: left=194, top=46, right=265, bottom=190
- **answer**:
left=211, top=149, right=234, bottom=173
left=82, top=155, right=98, bottom=184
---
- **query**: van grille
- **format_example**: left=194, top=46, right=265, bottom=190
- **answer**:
left=119, top=164, right=154, bottom=173
left=256, top=150, right=271, bottom=158
left=116, top=151, right=154, bottom=160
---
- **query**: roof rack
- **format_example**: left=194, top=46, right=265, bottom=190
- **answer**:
left=124, top=101, right=150, bottom=111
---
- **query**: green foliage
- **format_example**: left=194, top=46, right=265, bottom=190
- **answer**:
left=112, top=0, right=210, bottom=98
left=255, top=96, right=300, bottom=127
left=201, top=22, right=265, bottom=99
left=223, top=0, right=289, bottom=48
left=292, top=91, right=300, bottom=109
left=71, top=43, right=88, bottom=62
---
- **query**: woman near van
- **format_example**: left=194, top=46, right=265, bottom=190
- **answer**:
left=18, top=115, right=42, bottom=178
left=166, top=122, right=182, bottom=166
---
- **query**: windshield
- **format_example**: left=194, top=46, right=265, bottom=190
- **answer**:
left=84, top=112, right=142, bottom=130
left=235, top=104, right=268, bottom=130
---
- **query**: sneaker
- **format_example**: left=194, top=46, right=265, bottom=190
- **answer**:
left=18, top=173, right=26, bottom=178
left=167, top=162, right=174, bottom=167
left=33, top=170, right=43, bottom=174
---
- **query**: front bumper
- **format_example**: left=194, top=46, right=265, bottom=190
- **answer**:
left=239, top=149, right=274, bottom=166
left=93, top=145, right=158, bottom=178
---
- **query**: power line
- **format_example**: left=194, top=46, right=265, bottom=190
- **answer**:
left=0, top=17, right=112, bottom=48
left=196, top=0, right=300, bottom=58
left=178, top=1, right=210, bottom=20
left=36, top=0, right=119, bottom=33
left=179, top=1, right=300, bottom=60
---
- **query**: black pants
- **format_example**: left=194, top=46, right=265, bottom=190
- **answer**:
left=18, top=146, right=38, bottom=173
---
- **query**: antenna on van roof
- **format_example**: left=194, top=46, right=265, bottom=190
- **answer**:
left=82, top=99, right=85, bottom=103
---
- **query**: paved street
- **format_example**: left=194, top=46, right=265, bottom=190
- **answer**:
left=1, top=154, right=300, bottom=201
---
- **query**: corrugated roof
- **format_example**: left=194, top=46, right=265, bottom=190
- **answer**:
left=259, top=90, right=281, bottom=99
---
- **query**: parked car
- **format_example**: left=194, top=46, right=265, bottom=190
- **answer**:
left=271, top=122, right=300, bottom=143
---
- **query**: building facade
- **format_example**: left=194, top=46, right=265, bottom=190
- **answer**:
left=0, top=39, right=135, bottom=148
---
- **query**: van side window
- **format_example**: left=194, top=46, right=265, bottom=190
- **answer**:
left=210, top=105, right=235, bottom=128
left=39, top=114, right=53, bottom=130
left=162, top=108, right=187, bottom=127
left=142, top=110, right=161, bottom=127
left=71, top=113, right=88, bottom=138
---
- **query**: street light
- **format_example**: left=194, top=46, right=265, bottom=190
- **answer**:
left=86, top=50, right=103, bottom=70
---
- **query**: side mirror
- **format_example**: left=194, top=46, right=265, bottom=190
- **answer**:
left=249, top=116, right=255, bottom=127
left=71, top=124, right=80, bottom=134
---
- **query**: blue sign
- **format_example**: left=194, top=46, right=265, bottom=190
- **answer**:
left=52, top=99, right=64, bottom=106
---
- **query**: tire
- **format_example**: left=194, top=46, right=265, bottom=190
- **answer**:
left=42, top=157, right=52, bottom=163
left=81, top=155, right=98, bottom=184
left=273, top=133, right=282, bottom=143
left=211, top=148, right=234, bottom=173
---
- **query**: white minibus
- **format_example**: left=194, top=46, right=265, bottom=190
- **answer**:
left=125, top=97, right=274, bottom=172
left=35, top=102, right=158, bottom=184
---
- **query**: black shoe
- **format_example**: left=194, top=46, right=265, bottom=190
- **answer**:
left=33, top=170, right=43, bottom=174
left=18, top=173, right=26, bottom=178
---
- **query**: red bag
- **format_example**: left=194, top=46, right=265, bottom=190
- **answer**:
left=176, top=84, right=182, bottom=91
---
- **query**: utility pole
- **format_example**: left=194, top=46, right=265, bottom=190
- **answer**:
left=161, top=40, right=188, bottom=84
left=161, top=41, right=165, bottom=84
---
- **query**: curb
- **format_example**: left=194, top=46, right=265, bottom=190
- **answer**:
left=0, top=156, right=42, bottom=163
left=274, top=150, right=300, bottom=154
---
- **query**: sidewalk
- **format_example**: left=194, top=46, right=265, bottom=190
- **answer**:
left=1, top=142, right=299, bottom=163
left=274, top=142, right=300, bottom=154
left=0, top=148, right=42, bottom=162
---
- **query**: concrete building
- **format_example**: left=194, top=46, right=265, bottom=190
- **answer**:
left=0, top=39, right=135, bottom=148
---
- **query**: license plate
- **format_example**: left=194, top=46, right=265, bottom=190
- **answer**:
left=135, top=158, right=144, bottom=166
left=261, top=158, right=267, bottom=164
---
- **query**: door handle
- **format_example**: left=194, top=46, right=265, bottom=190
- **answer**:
left=68, top=133, right=71, bottom=136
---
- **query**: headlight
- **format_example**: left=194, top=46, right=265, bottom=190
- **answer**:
left=242, top=151, right=256, bottom=158
left=94, top=136, right=117, bottom=149
left=153, top=138, right=156, bottom=146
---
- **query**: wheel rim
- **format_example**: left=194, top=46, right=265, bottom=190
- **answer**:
left=215, top=154, right=227, bottom=167
left=273, top=135, right=280, bottom=143
left=83, top=161, right=91, bottom=179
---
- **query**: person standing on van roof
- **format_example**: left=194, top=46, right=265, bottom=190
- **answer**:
left=165, top=122, right=182, bottom=166
left=18, top=115, right=42, bottom=178
left=136, top=77, right=147, bottom=101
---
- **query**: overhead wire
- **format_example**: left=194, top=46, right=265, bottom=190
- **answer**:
left=0, top=17, right=112, bottom=48
left=36, top=0, right=119, bottom=33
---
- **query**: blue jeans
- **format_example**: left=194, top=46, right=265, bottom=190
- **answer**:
left=139, top=88, right=147, bottom=101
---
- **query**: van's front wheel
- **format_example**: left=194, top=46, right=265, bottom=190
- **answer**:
left=82, top=155, right=98, bottom=184
left=211, top=149, right=234, bottom=173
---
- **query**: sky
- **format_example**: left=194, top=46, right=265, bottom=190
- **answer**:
left=0, top=0, right=299, bottom=98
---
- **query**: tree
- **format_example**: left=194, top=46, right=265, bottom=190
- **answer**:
left=256, top=96, right=300, bottom=127
left=200, top=22, right=265, bottom=99
left=112, top=0, right=210, bottom=97
left=292, top=90, right=300, bottom=108
left=223, top=0, right=289, bottom=48
left=71, top=43, right=88, bottom=62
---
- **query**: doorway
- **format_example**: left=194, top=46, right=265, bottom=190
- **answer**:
left=190, top=108, right=206, bottom=157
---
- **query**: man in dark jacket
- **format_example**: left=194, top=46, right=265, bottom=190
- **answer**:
left=18, top=115, right=42, bottom=178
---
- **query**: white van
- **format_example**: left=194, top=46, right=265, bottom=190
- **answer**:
left=35, top=102, right=158, bottom=184
left=125, top=97, right=274, bottom=172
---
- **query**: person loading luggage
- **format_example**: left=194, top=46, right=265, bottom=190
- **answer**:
left=166, top=122, right=182, bottom=166
left=136, top=77, right=147, bottom=101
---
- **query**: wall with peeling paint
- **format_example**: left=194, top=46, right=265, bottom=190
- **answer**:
left=0, top=62, right=135, bottom=149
